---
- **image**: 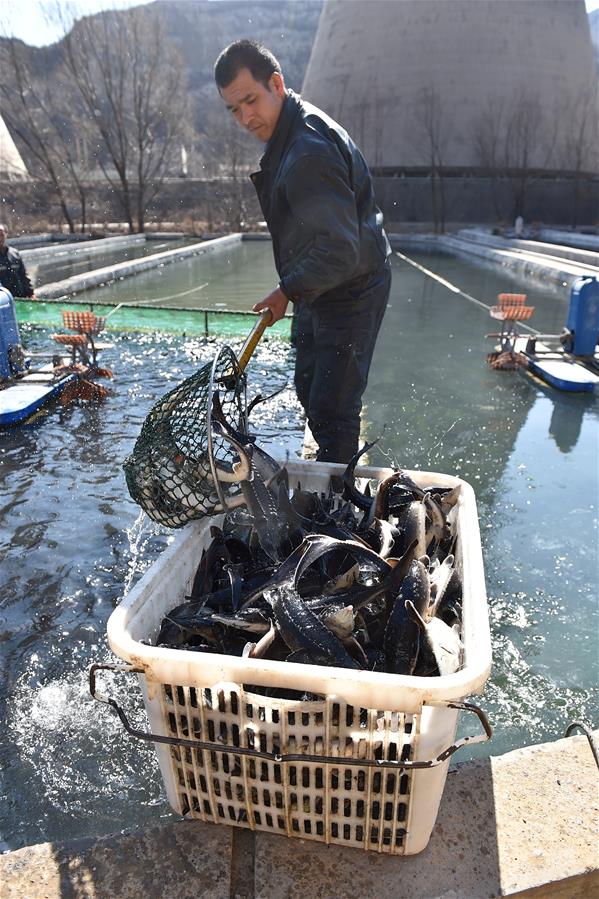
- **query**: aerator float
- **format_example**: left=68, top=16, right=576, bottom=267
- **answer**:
left=0, top=288, right=113, bottom=425
left=486, top=277, right=599, bottom=393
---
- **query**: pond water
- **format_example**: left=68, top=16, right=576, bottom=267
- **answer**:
left=1, top=243, right=597, bottom=851
left=27, top=238, right=195, bottom=289
left=76, top=238, right=279, bottom=313
left=0, top=326, right=302, bottom=852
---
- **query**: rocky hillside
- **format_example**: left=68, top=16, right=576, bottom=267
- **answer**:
left=153, top=0, right=323, bottom=133
left=154, top=0, right=322, bottom=95
left=0, top=0, right=323, bottom=164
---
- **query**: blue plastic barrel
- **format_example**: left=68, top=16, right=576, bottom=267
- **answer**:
left=0, top=286, right=20, bottom=380
left=566, top=277, right=599, bottom=357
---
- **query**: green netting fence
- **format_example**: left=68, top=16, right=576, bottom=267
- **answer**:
left=15, top=299, right=292, bottom=339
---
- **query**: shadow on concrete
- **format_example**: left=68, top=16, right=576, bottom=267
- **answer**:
left=50, top=820, right=232, bottom=899
left=252, top=757, right=501, bottom=899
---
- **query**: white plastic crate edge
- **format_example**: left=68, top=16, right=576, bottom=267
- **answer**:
left=108, top=460, right=491, bottom=714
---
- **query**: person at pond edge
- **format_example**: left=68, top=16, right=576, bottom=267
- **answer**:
left=214, top=40, right=391, bottom=464
left=0, top=224, right=35, bottom=299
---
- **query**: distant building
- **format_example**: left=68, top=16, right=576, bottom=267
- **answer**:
left=0, top=114, right=29, bottom=180
left=302, top=0, right=599, bottom=225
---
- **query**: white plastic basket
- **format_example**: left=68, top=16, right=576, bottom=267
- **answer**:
left=95, top=460, right=492, bottom=855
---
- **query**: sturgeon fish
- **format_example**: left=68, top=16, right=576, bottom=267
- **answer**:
left=384, top=559, right=430, bottom=675
left=406, top=601, right=463, bottom=676
left=265, top=586, right=360, bottom=669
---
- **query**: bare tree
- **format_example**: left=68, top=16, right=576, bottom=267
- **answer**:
left=473, top=90, right=557, bottom=222
left=60, top=5, right=190, bottom=232
left=472, top=97, right=509, bottom=220
left=201, top=108, right=258, bottom=230
left=503, top=91, right=546, bottom=220
left=0, top=39, right=90, bottom=232
left=555, top=86, right=599, bottom=227
left=371, top=100, right=385, bottom=170
left=410, top=85, right=451, bottom=233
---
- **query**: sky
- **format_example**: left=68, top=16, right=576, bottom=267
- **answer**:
left=0, top=1, right=148, bottom=46
left=1, top=0, right=598, bottom=47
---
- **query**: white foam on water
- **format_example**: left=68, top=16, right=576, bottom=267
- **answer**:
left=30, top=682, right=84, bottom=730
left=7, top=659, right=163, bottom=818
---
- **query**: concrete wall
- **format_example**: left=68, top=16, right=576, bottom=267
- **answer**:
left=374, top=174, right=599, bottom=227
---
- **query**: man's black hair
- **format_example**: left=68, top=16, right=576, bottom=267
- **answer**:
left=214, top=39, right=282, bottom=89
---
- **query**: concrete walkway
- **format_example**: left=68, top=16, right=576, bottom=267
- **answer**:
left=438, top=235, right=595, bottom=292
left=538, top=229, right=599, bottom=253
left=1, top=732, right=597, bottom=899
left=455, top=229, right=599, bottom=269
left=21, top=235, right=146, bottom=263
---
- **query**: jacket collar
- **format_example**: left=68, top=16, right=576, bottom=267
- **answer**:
left=260, top=90, right=302, bottom=171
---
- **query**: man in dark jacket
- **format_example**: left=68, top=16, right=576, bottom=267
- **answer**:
left=215, top=40, right=390, bottom=463
left=0, top=224, right=34, bottom=298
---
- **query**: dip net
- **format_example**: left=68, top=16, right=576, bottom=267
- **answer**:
left=123, top=345, right=248, bottom=528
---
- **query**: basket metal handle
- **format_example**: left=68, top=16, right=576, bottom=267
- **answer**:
left=89, top=663, right=492, bottom=770
left=425, top=700, right=493, bottom=761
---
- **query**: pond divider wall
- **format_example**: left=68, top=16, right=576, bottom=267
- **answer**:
left=35, top=233, right=243, bottom=301
left=438, top=235, right=595, bottom=291
left=455, top=229, right=599, bottom=268
left=538, top=229, right=599, bottom=253
left=388, top=233, right=598, bottom=293
left=21, top=234, right=147, bottom=263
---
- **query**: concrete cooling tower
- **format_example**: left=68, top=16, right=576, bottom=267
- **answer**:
left=0, top=113, right=28, bottom=180
left=301, top=0, right=598, bottom=223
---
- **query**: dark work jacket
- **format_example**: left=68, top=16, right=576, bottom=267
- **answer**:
left=250, top=91, right=390, bottom=306
left=0, top=247, right=34, bottom=298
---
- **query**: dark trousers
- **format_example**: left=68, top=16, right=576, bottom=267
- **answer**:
left=293, top=263, right=391, bottom=464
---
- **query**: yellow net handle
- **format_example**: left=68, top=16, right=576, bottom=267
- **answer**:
left=237, top=310, right=273, bottom=372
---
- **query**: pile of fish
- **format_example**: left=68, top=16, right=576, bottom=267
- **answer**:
left=155, top=396, right=464, bottom=680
